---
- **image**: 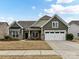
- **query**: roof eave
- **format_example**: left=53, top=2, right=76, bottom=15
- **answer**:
left=41, top=14, right=68, bottom=27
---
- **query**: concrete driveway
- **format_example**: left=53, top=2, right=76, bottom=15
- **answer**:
left=46, top=40, right=79, bottom=59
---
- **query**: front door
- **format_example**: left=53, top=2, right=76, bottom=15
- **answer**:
left=25, top=33, right=28, bottom=39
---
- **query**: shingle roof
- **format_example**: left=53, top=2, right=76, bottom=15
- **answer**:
left=39, top=15, right=51, bottom=20
left=0, top=22, right=8, bottom=26
left=69, top=21, right=79, bottom=25
left=18, top=21, right=36, bottom=28
left=31, top=15, right=51, bottom=27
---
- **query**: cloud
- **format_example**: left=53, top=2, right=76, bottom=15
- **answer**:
left=0, top=17, right=17, bottom=24
left=45, top=0, right=52, bottom=2
left=44, top=4, right=79, bottom=14
left=57, top=0, right=74, bottom=3
left=32, top=6, right=36, bottom=10
left=38, top=13, right=43, bottom=17
left=38, top=12, right=47, bottom=18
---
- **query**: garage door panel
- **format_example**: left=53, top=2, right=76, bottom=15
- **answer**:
left=45, top=30, right=66, bottom=40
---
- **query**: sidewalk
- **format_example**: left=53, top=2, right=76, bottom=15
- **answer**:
left=0, top=50, right=58, bottom=55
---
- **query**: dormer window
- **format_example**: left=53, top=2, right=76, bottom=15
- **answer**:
left=52, top=21, right=59, bottom=28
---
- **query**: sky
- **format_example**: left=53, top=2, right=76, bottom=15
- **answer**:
left=0, top=0, right=79, bottom=24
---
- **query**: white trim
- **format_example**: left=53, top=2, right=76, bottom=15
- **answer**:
left=52, top=21, right=59, bottom=28
left=9, top=21, right=23, bottom=29
left=30, top=21, right=38, bottom=27
left=56, top=15, right=68, bottom=26
left=41, top=16, right=53, bottom=27
left=44, top=30, right=66, bottom=33
left=11, top=31, right=19, bottom=38
left=41, top=14, right=68, bottom=27
left=16, top=22, right=23, bottom=28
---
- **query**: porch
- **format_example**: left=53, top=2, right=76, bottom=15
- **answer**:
left=23, top=28, right=41, bottom=40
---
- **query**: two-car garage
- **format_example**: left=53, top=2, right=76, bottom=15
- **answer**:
left=45, top=30, right=66, bottom=40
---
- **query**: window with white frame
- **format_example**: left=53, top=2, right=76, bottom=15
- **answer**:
left=11, top=31, right=19, bottom=38
left=52, top=21, right=59, bottom=28
left=32, top=32, right=39, bottom=38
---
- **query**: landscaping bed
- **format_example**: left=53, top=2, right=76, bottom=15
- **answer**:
left=0, top=40, right=52, bottom=50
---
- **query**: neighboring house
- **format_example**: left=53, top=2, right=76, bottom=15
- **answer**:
left=68, top=21, right=79, bottom=39
left=0, top=22, right=9, bottom=39
left=9, top=14, right=68, bottom=40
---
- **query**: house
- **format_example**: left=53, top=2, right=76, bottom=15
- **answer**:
left=0, top=22, right=9, bottom=39
left=68, top=21, right=79, bottom=39
left=9, top=14, right=68, bottom=40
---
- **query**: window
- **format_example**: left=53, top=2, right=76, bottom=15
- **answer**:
left=55, top=32, right=59, bottom=33
left=45, top=32, right=49, bottom=33
left=52, top=21, right=59, bottom=28
left=32, top=32, right=39, bottom=38
left=77, top=33, right=79, bottom=37
left=11, top=31, right=19, bottom=38
left=50, top=32, right=54, bottom=33
left=60, top=32, right=64, bottom=33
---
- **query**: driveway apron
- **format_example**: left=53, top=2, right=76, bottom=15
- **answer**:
left=46, top=40, right=79, bottom=59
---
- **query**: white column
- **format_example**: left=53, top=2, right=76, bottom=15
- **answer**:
left=28, top=29, right=30, bottom=39
left=41, top=28, right=44, bottom=40
left=21, top=29, right=23, bottom=39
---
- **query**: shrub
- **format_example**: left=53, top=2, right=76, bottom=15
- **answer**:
left=66, top=34, right=74, bottom=41
left=0, top=36, right=20, bottom=41
left=4, top=36, right=12, bottom=39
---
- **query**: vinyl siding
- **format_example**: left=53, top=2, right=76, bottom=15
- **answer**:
left=0, top=24, right=9, bottom=39
left=43, top=17, right=68, bottom=31
left=68, top=24, right=79, bottom=38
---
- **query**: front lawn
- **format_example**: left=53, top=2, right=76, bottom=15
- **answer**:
left=0, top=40, right=52, bottom=50
left=0, top=55, right=62, bottom=59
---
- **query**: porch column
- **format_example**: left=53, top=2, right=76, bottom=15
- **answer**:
left=21, top=29, right=24, bottom=39
left=28, top=29, right=30, bottom=39
left=41, top=28, right=44, bottom=40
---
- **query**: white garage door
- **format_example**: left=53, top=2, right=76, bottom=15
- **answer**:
left=45, top=30, right=66, bottom=40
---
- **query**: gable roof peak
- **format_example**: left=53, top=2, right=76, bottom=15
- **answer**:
left=9, top=21, right=23, bottom=28
left=39, top=15, right=51, bottom=20
left=41, top=14, right=68, bottom=27
left=53, top=14, right=60, bottom=18
left=43, top=15, right=51, bottom=17
left=18, top=21, right=36, bottom=28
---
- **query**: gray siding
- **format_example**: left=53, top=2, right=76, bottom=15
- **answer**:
left=43, top=17, right=68, bottom=31
left=9, top=22, right=23, bottom=39
left=42, top=17, right=68, bottom=40
left=9, top=29, right=23, bottom=39
left=0, top=23, right=9, bottom=39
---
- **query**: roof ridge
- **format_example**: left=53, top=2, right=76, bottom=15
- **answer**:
left=69, top=21, right=79, bottom=25
left=18, top=21, right=35, bottom=22
left=30, top=15, right=51, bottom=27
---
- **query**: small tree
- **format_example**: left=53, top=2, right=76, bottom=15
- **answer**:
left=66, top=34, right=74, bottom=41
